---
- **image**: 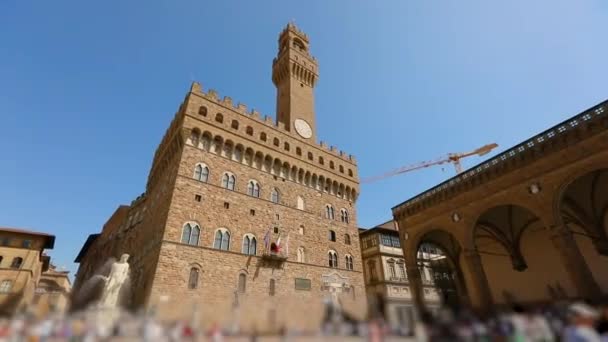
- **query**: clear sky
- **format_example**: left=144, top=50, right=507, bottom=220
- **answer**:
left=1, top=1, right=607, bottom=276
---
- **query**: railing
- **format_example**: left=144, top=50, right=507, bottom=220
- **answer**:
left=393, top=101, right=608, bottom=212
left=389, top=276, right=408, bottom=282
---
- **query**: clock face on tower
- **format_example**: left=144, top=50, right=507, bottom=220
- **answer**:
left=294, top=119, right=313, bottom=139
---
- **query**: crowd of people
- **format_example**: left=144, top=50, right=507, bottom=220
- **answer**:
left=1, top=301, right=608, bottom=341
left=410, top=301, right=608, bottom=341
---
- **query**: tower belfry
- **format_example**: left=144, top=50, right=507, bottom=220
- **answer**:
left=272, top=23, right=319, bottom=141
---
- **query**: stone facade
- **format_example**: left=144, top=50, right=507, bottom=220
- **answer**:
left=32, top=266, right=71, bottom=317
left=0, top=227, right=55, bottom=316
left=73, top=23, right=366, bottom=332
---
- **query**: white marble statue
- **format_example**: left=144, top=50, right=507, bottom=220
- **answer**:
left=98, top=254, right=130, bottom=308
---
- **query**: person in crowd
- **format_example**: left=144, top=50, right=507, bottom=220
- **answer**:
left=562, top=302, right=601, bottom=342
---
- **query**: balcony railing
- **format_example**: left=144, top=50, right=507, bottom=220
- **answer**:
left=389, top=276, right=408, bottom=282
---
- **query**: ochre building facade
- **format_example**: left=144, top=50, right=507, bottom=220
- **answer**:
left=0, top=227, right=55, bottom=316
left=73, top=24, right=365, bottom=331
left=392, top=99, right=608, bottom=313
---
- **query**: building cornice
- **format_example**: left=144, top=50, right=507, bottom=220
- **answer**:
left=393, top=99, right=608, bottom=218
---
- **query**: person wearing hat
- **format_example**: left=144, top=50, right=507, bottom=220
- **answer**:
left=562, top=302, right=601, bottom=342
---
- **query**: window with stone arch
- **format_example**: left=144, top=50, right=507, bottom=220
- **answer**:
left=344, top=234, right=351, bottom=245
left=11, top=257, right=23, bottom=269
left=181, top=222, right=201, bottom=246
left=328, top=250, right=338, bottom=268
left=193, top=163, right=209, bottom=182
left=296, top=147, right=302, bottom=156
left=271, top=188, right=280, bottom=204
left=260, top=132, right=267, bottom=142
left=284, top=142, right=290, bottom=151
left=188, top=267, right=200, bottom=289
left=214, top=228, right=231, bottom=251
left=221, top=172, right=236, bottom=191
left=297, top=246, right=306, bottom=263
left=242, top=234, right=257, bottom=255
left=198, top=106, right=207, bottom=116
left=340, top=209, right=349, bottom=224
left=215, top=113, right=223, bottom=123
left=246, top=126, right=254, bottom=136
left=307, top=152, right=313, bottom=161
left=325, top=205, right=335, bottom=220
left=328, top=230, right=336, bottom=242
left=231, top=120, right=239, bottom=129
left=339, top=165, right=344, bottom=173
left=296, top=196, right=305, bottom=210
left=273, top=137, right=280, bottom=147
left=345, top=255, right=354, bottom=270
left=247, top=180, right=261, bottom=198
left=318, top=156, right=324, bottom=165
left=348, top=169, right=353, bottom=177
left=238, top=272, right=247, bottom=293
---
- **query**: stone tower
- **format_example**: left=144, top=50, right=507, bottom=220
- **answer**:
left=272, top=23, right=319, bottom=141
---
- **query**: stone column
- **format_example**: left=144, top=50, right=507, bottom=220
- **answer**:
left=405, top=261, right=426, bottom=315
left=462, top=249, right=494, bottom=313
left=550, top=225, right=601, bottom=300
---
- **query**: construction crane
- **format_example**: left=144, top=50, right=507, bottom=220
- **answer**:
left=361, top=143, right=498, bottom=184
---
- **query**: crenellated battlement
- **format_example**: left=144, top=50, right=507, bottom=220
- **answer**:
left=187, top=82, right=357, bottom=165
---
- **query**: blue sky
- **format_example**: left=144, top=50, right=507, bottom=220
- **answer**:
left=1, top=1, right=607, bottom=276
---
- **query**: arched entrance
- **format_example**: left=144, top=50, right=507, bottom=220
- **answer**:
left=558, top=168, right=608, bottom=292
left=413, top=229, right=469, bottom=311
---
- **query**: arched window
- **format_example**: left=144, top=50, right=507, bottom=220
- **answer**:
left=325, top=205, right=335, bottom=220
left=242, top=234, right=257, bottom=255
left=271, top=188, right=280, bottom=203
left=293, top=38, right=306, bottom=51
left=269, top=279, right=276, bottom=296
left=296, top=147, right=302, bottom=156
left=193, top=164, right=209, bottom=182
left=318, top=157, right=324, bottom=165
left=0, top=256, right=3, bottom=265
left=0, top=280, right=12, bottom=293
left=221, top=173, right=236, bottom=190
left=298, top=225, right=305, bottom=235
left=296, top=196, right=305, bottom=210
left=190, top=129, right=200, bottom=146
left=238, top=273, right=247, bottom=293
left=215, top=113, right=223, bottom=123
left=10, top=257, right=23, bottom=269
left=345, top=255, right=354, bottom=270
left=231, top=120, right=239, bottom=129
left=297, top=247, right=306, bottom=263
left=328, top=251, right=338, bottom=268
left=214, top=229, right=230, bottom=250
left=260, top=132, right=267, bottom=141
left=181, top=223, right=200, bottom=246
left=328, top=230, right=336, bottom=242
left=188, top=268, right=199, bottom=289
left=247, top=180, right=260, bottom=197
left=307, top=152, right=313, bottom=161
left=340, top=209, right=349, bottom=223
left=246, top=126, right=254, bottom=136
left=284, top=142, right=290, bottom=151
left=339, top=165, right=344, bottom=173
left=198, top=106, right=207, bottom=116
left=344, top=234, right=351, bottom=245
left=348, top=169, right=353, bottom=177
left=273, top=138, right=280, bottom=147
left=329, top=161, right=335, bottom=169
